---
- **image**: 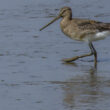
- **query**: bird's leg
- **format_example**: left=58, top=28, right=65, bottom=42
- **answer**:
left=63, top=53, right=93, bottom=62
left=89, top=42, right=97, bottom=66
left=63, top=42, right=97, bottom=65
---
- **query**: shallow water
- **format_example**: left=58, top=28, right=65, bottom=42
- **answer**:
left=0, top=0, right=110, bottom=110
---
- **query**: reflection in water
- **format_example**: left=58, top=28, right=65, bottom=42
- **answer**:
left=62, top=63, right=98, bottom=109
left=48, top=62, right=110, bottom=109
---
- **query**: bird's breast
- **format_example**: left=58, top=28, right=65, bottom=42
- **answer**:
left=60, top=23, right=80, bottom=40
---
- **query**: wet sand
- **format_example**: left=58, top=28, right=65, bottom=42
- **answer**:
left=0, top=0, right=110, bottom=110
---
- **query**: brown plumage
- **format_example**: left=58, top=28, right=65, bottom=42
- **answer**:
left=40, top=6, right=110, bottom=67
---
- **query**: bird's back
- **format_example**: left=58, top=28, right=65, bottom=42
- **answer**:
left=60, top=18, right=110, bottom=42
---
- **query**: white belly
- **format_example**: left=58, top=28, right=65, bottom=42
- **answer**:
left=85, top=31, right=110, bottom=42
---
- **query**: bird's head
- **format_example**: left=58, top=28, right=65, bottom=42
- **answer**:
left=40, top=7, right=72, bottom=31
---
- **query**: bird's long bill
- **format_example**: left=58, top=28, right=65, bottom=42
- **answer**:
left=40, top=15, right=61, bottom=31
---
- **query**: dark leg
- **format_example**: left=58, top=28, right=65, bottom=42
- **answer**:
left=89, top=42, right=97, bottom=66
left=63, top=42, right=97, bottom=65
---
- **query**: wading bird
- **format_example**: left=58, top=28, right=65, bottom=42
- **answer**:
left=40, top=7, right=110, bottom=66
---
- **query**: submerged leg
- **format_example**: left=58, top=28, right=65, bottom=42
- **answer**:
left=63, top=42, right=97, bottom=64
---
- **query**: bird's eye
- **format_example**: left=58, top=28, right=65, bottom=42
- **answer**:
left=62, top=9, right=67, bottom=14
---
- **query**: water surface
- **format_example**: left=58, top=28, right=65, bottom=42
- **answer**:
left=0, top=0, right=110, bottom=110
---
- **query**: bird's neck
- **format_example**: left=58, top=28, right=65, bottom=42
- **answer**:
left=60, top=16, right=71, bottom=29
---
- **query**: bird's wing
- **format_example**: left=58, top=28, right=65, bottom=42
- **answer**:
left=77, top=19, right=110, bottom=31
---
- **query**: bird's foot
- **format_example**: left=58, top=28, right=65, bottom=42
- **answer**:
left=62, top=56, right=79, bottom=62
